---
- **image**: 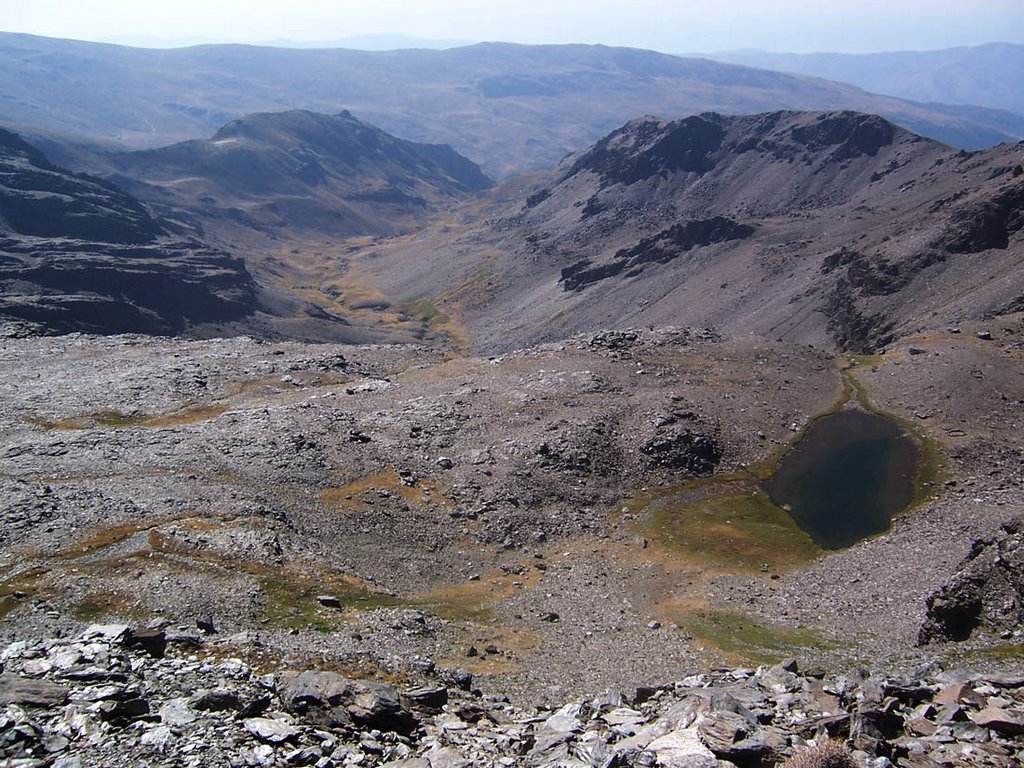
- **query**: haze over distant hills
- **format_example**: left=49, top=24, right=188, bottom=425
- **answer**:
left=711, top=43, right=1024, bottom=117
left=1, top=33, right=1023, bottom=179
left=100, top=33, right=476, bottom=50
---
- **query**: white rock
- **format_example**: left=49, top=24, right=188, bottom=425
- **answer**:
left=244, top=716, right=300, bottom=744
left=160, top=697, right=197, bottom=726
left=140, top=725, right=174, bottom=751
left=82, top=623, right=129, bottom=641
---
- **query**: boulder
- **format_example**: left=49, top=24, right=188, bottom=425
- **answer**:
left=244, top=717, right=301, bottom=745
left=0, top=674, right=69, bottom=707
left=971, top=707, right=1024, bottom=737
left=279, top=670, right=418, bottom=734
left=919, top=519, right=1024, bottom=644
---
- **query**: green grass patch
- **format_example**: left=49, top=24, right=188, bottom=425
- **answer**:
left=257, top=575, right=403, bottom=633
left=27, top=405, right=227, bottom=431
left=850, top=353, right=886, bottom=369
left=400, top=299, right=450, bottom=328
left=28, top=410, right=147, bottom=430
left=630, top=486, right=820, bottom=572
left=418, top=595, right=495, bottom=624
left=959, top=642, right=1024, bottom=663
left=0, top=567, right=49, bottom=619
left=681, top=609, right=836, bottom=665
left=398, top=298, right=466, bottom=350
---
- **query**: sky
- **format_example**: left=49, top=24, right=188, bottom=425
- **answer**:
left=1, top=0, right=1023, bottom=53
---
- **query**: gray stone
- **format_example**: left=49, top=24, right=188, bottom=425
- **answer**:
left=159, top=697, right=197, bottom=726
left=285, top=747, right=322, bottom=765
left=140, top=725, right=174, bottom=751
left=279, top=670, right=417, bottom=734
left=244, top=716, right=301, bottom=744
left=41, top=733, right=70, bottom=753
left=190, top=687, right=241, bottom=711
left=0, top=674, right=68, bottom=707
left=646, top=725, right=720, bottom=768
left=82, top=624, right=129, bottom=641
left=97, top=697, right=150, bottom=723
left=402, top=685, right=448, bottom=713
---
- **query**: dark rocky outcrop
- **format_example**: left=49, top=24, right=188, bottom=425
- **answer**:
left=788, top=112, right=896, bottom=161
left=918, top=518, right=1024, bottom=644
left=641, top=409, right=723, bottom=474
left=279, top=670, right=418, bottom=735
left=823, top=278, right=897, bottom=353
left=567, top=114, right=726, bottom=186
left=561, top=217, right=754, bottom=291
left=936, top=180, right=1024, bottom=254
left=0, top=128, right=164, bottom=244
left=0, top=130, right=257, bottom=336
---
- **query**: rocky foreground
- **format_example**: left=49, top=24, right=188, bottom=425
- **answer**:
left=1, top=622, right=1023, bottom=768
left=1, top=326, right=1023, bottom=766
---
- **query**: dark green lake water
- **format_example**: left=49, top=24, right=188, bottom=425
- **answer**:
left=762, top=409, right=920, bottom=549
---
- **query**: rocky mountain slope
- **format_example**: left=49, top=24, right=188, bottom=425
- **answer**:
left=355, top=110, right=1024, bottom=354
left=1, top=34, right=1022, bottom=178
left=103, top=110, right=491, bottom=240
left=0, top=129, right=256, bottom=336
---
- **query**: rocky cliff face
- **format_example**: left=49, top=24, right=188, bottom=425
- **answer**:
left=0, top=128, right=165, bottom=244
left=0, top=129, right=257, bottom=336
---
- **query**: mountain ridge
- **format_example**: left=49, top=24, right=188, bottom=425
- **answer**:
left=351, top=109, right=1024, bottom=354
left=1, top=33, right=1022, bottom=178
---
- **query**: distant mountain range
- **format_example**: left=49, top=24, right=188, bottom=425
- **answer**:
left=1, top=34, right=1022, bottom=179
left=99, top=34, right=476, bottom=51
left=710, top=43, right=1024, bottom=117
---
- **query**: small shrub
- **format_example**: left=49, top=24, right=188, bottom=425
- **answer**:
left=784, top=740, right=859, bottom=768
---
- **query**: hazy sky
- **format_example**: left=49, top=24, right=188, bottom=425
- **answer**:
left=2, top=0, right=1023, bottom=53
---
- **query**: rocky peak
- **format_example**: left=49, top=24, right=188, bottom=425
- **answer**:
left=207, top=109, right=491, bottom=192
left=563, top=110, right=919, bottom=191
left=566, top=114, right=726, bottom=186
left=108, top=109, right=492, bottom=239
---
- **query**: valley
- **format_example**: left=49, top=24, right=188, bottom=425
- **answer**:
left=0, top=31, right=1023, bottom=768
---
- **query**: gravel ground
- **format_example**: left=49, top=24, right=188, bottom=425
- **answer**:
left=1, top=321, right=1021, bottom=706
